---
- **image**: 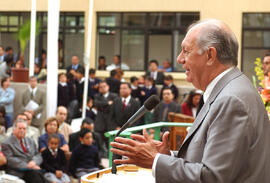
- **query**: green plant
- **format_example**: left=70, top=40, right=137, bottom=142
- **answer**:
left=16, top=20, right=40, bottom=55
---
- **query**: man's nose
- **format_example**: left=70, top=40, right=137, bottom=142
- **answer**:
left=177, top=52, right=185, bottom=64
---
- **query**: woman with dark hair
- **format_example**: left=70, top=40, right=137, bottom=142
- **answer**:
left=181, top=90, right=202, bottom=117
left=0, top=77, right=15, bottom=128
left=38, top=117, right=69, bottom=153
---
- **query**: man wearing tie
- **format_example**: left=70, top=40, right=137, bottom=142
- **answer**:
left=111, top=19, right=270, bottom=182
left=110, top=82, right=141, bottom=130
left=2, top=119, right=47, bottom=183
left=146, top=59, right=165, bottom=85
left=21, top=76, right=45, bottom=130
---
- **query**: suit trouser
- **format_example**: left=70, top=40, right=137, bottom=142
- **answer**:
left=23, top=170, right=48, bottom=183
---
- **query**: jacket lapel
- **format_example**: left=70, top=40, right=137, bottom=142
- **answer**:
left=178, top=68, right=243, bottom=152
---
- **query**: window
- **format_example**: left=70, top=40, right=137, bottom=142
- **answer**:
left=96, top=12, right=199, bottom=71
left=0, top=12, right=84, bottom=69
left=242, top=13, right=270, bottom=81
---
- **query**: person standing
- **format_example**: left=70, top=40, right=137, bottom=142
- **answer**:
left=0, top=77, right=15, bottom=128
left=111, top=19, right=270, bottom=183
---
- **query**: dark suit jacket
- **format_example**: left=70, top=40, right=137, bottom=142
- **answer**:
left=41, top=148, right=68, bottom=173
left=21, top=88, right=45, bottom=128
left=66, top=64, right=84, bottom=74
left=57, top=82, right=75, bottom=108
left=139, top=86, right=158, bottom=104
left=156, top=68, right=270, bottom=183
left=88, top=78, right=101, bottom=98
left=105, top=77, right=121, bottom=94
left=109, top=96, right=141, bottom=130
left=146, top=71, right=165, bottom=85
left=152, top=101, right=181, bottom=122
left=93, top=92, right=118, bottom=132
left=2, top=135, right=42, bottom=178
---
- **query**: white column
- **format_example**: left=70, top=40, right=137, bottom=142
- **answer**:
left=29, top=0, right=36, bottom=77
left=47, top=0, right=60, bottom=117
left=82, top=0, right=94, bottom=118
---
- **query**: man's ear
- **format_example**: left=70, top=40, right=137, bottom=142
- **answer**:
left=206, top=47, right=217, bottom=66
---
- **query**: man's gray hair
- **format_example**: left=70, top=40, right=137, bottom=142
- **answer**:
left=188, top=20, right=239, bottom=66
left=13, top=118, right=28, bottom=128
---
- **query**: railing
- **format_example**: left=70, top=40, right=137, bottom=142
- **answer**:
left=104, top=122, right=193, bottom=167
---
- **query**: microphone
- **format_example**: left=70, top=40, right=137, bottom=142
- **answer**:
left=111, top=95, right=160, bottom=174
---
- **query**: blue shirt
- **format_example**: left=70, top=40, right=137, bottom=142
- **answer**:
left=38, top=133, right=67, bottom=151
left=0, top=87, right=15, bottom=113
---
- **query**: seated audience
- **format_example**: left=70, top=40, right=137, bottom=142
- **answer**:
left=97, top=56, right=107, bottom=70
left=159, top=59, right=172, bottom=72
left=69, top=128, right=99, bottom=179
left=56, top=106, right=73, bottom=143
left=7, top=112, right=40, bottom=146
left=140, top=76, right=158, bottom=104
left=38, top=117, right=69, bottom=153
left=0, top=54, right=13, bottom=80
left=130, top=76, right=141, bottom=101
left=69, top=118, right=106, bottom=159
left=34, top=63, right=47, bottom=83
left=110, top=82, right=141, bottom=130
left=88, top=68, right=101, bottom=98
left=41, top=134, right=70, bottom=183
left=35, top=49, right=47, bottom=69
left=66, top=55, right=84, bottom=82
left=0, top=77, right=15, bottom=128
left=85, top=97, right=97, bottom=121
left=21, top=76, right=45, bottom=131
left=0, top=150, right=25, bottom=183
left=0, top=106, right=6, bottom=143
left=146, top=59, right=165, bottom=85
left=181, top=90, right=202, bottom=117
left=160, top=75, right=179, bottom=101
left=152, top=87, right=181, bottom=125
left=57, top=73, right=75, bottom=108
left=2, top=119, right=47, bottom=183
left=106, top=69, right=121, bottom=94
left=106, top=55, right=129, bottom=71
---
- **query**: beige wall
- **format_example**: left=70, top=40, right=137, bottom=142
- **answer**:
left=1, top=0, right=270, bottom=85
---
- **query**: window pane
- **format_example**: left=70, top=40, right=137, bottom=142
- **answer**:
left=244, top=31, right=270, bottom=47
left=0, top=16, right=8, bottom=26
left=98, top=13, right=120, bottom=27
left=242, top=49, right=270, bottom=81
left=9, top=27, right=18, bottom=32
left=9, top=16, right=18, bottom=26
left=173, top=31, right=186, bottom=71
left=66, top=16, right=76, bottom=26
left=176, top=13, right=199, bottom=27
left=0, top=27, right=7, bottom=31
left=243, top=13, right=270, bottom=27
left=121, top=30, right=145, bottom=70
left=123, top=13, right=146, bottom=26
left=149, top=13, right=175, bottom=27
left=148, top=30, right=171, bottom=69
left=79, top=16, right=84, bottom=26
left=96, top=29, right=120, bottom=68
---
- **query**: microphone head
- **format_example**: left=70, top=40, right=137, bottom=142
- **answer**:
left=144, top=95, right=160, bottom=111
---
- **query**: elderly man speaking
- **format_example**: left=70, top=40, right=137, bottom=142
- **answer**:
left=111, top=19, right=270, bottom=183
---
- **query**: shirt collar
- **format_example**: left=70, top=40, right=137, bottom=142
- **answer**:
left=122, top=95, right=131, bottom=104
left=203, top=67, right=234, bottom=103
left=49, top=147, right=58, bottom=154
left=103, top=92, right=109, bottom=98
left=28, top=86, right=37, bottom=95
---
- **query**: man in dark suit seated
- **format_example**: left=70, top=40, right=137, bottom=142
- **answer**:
left=69, top=118, right=106, bottom=158
left=110, top=82, right=141, bottom=130
left=152, top=87, right=181, bottom=131
left=66, top=55, right=84, bottom=78
left=146, top=59, right=165, bottom=85
left=160, top=75, right=179, bottom=101
left=2, top=119, right=47, bottom=183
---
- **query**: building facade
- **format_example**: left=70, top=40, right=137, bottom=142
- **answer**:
left=0, top=0, right=270, bottom=85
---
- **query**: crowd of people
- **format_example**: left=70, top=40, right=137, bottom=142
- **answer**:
left=0, top=47, right=203, bottom=182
